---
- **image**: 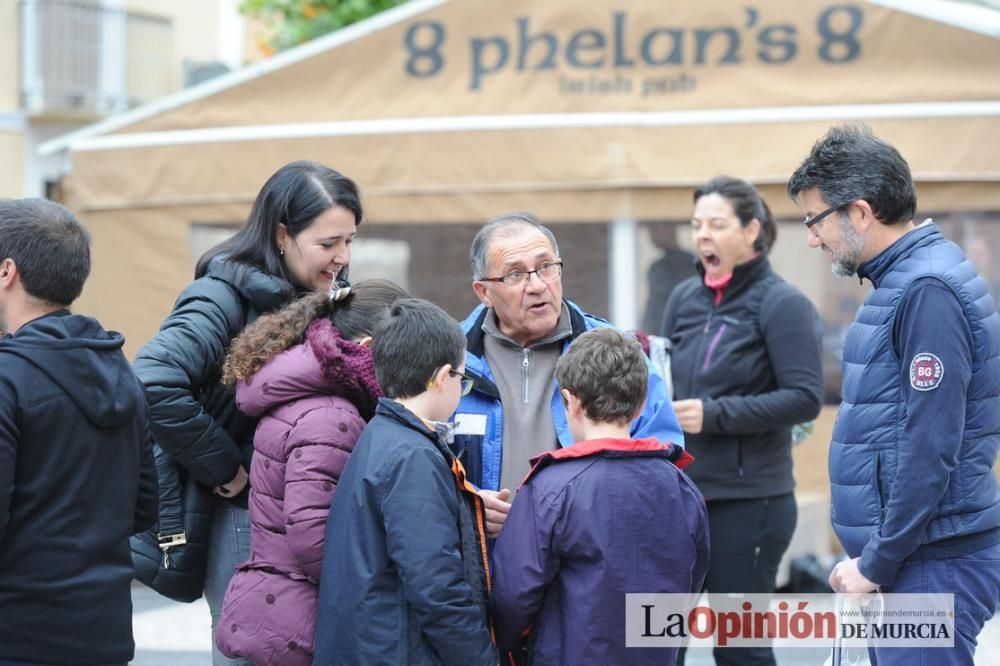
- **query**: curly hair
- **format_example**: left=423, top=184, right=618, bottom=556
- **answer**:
left=222, top=279, right=409, bottom=386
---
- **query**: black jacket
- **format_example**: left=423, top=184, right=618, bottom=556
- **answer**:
left=134, top=258, right=296, bottom=493
left=0, top=311, right=157, bottom=664
left=314, top=399, right=496, bottom=666
left=662, top=255, right=823, bottom=501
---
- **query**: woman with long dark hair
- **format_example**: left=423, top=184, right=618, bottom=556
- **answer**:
left=134, top=160, right=363, bottom=666
left=662, top=176, right=824, bottom=666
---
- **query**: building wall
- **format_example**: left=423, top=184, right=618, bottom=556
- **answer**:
left=0, top=0, right=22, bottom=199
left=123, top=0, right=245, bottom=80
left=0, top=1, right=19, bottom=112
left=0, top=133, right=25, bottom=198
left=7, top=1, right=246, bottom=199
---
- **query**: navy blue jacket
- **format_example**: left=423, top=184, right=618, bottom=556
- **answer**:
left=491, top=437, right=709, bottom=665
left=454, top=301, right=684, bottom=491
left=832, top=224, right=1000, bottom=585
left=314, top=399, right=496, bottom=665
left=0, top=312, right=157, bottom=664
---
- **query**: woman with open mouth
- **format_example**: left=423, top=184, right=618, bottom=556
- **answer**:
left=661, top=176, right=824, bottom=666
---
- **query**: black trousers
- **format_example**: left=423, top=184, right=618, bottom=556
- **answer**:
left=678, top=493, right=797, bottom=666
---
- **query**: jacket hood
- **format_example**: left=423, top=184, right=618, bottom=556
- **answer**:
left=206, top=256, right=296, bottom=313
left=0, top=312, right=140, bottom=428
left=522, top=437, right=693, bottom=487
left=236, top=318, right=382, bottom=420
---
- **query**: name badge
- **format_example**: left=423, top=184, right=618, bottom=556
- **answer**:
left=453, top=413, right=487, bottom=436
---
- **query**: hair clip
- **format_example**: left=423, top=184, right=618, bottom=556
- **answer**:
left=328, top=279, right=352, bottom=303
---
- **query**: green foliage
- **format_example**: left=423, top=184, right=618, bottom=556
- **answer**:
left=241, top=0, right=409, bottom=52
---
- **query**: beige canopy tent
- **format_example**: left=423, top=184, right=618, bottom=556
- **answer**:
left=43, top=0, right=1000, bottom=356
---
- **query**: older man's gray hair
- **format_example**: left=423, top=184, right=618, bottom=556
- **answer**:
left=469, top=212, right=561, bottom=280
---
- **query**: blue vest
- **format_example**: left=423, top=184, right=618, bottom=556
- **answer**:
left=831, top=224, right=1000, bottom=557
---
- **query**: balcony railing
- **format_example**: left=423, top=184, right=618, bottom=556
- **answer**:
left=20, top=0, right=173, bottom=119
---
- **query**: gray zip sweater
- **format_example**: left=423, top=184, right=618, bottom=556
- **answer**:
left=482, top=306, right=573, bottom=491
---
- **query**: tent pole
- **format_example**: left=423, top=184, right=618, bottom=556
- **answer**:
left=610, top=217, right=639, bottom=331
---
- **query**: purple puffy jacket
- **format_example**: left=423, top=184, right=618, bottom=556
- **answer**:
left=216, top=319, right=381, bottom=666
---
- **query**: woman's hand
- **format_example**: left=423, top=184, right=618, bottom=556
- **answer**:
left=214, top=465, right=249, bottom=497
left=672, top=399, right=704, bottom=434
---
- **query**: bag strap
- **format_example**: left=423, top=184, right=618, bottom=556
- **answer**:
left=152, top=443, right=186, bottom=545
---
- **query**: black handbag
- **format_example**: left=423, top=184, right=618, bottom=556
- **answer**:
left=130, top=444, right=214, bottom=603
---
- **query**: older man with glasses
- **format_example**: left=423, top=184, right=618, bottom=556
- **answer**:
left=790, top=124, right=1000, bottom=665
left=451, top=211, right=685, bottom=536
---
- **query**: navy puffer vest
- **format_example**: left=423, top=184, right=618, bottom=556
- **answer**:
left=831, top=223, right=1000, bottom=556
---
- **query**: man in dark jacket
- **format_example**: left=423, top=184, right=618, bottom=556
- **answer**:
left=790, top=125, right=1000, bottom=664
left=492, top=328, right=708, bottom=666
left=0, top=199, right=157, bottom=665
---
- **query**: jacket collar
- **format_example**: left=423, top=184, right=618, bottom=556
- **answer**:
left=462, top=299, right=589, bottom=399
left=694, top=253, right=770, bottom=303
left=374, top=397, right=454, bottom=458
left=481, top=304, right=573, bottom=349
left=520, top=437, right=694, bottom=486
left=857, top=222, right=941, bottom=287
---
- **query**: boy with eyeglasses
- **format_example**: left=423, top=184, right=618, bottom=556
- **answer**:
left=313, top=298, right=496, bottom=666
left=491, top=328, right=709, bottom=666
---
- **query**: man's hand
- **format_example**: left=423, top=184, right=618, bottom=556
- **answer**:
left=672, top=399, right=704, bottom=434
left=829, top=557, right=879, bottom=594
left=214, top=465, right=249, bottom=498
left=478, top=488, right=512, bottom=538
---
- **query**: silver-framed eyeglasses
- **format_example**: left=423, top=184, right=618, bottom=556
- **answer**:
left=479, top=261, right=563, bottom=288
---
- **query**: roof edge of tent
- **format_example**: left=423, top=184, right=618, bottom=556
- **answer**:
left=61, top=101, right=1000, bottom=153
left=68, top=174, right=1000, bottom=214
left=38, top=0, right=450, bottom=157
left=868, top=0, right=1000, bottom=38
left=41, top=0, right=1000, bottom=158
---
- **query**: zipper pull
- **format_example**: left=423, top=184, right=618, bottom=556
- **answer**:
left=522, top=349, right=531, bottom=404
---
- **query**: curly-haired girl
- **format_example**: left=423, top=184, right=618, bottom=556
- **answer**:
left=216, top=278, right=409, bottom=666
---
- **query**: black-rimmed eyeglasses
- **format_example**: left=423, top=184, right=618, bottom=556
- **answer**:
left=449, top=369, right=474, bottom=396
left=804, top=201, right=851, bottom=233
left=479, top=261, right=563, bottom=288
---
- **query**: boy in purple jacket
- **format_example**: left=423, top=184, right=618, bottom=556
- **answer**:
left=491, top=328, right=710, bottom=665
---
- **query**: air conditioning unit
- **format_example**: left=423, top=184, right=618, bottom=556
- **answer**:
left=183, top=61, right=232, bottom=88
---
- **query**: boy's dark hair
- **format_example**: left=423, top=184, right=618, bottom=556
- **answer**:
left=555, top=328, right=648, bottom=426
left=0, top=198, right=91, bottom=306
left=787, top=123, right=916, bottom=226
left=372, top=298, right=467, bottom=400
